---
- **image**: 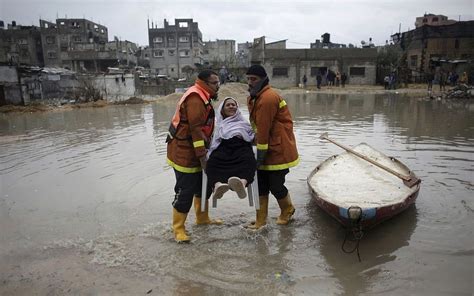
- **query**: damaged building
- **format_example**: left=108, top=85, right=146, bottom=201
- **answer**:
left=236, top=42, right=252, bottom=68
left=147, top=18, right=237, bottom=78
left=39, top=18, right=109, bottom=70
left=202, top=39, right=236, bottom=66
left=148, top=18, right=204, bottom=79
left=0, top=63, right=190, bottom=106
left=0, top=21, right=44, bottom=66
left=39, top=18, right=138, bottom=72
left=0, top=65, right=79, bottom=105
left=391, top=15, right=474, bottom=82
left=0, top=19, right=138, bottom=73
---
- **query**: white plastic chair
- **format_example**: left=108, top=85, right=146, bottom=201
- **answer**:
left=208, top=146, right=260, bottom=209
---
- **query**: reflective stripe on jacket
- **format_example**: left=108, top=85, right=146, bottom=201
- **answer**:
left=167, top=81, right=215, bottom=173
left=248, top=85, right=299, bottom=171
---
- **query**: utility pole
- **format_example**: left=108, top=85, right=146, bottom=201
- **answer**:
left=17, top=63, right=25, bottom=105
left=176, top=29, right=179, bottom=79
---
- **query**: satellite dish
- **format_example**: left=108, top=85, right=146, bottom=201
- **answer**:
left=361, top=40, right=366, bottom=45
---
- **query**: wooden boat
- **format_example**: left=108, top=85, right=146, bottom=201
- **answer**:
left=307, top=139, right=421, bottom=230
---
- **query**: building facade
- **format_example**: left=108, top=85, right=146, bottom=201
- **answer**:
left=236, top=42, right=252, bottom=68
left=1, top=18, right=138, bottom=73
left=39, top=18, right=120, bottom=72
left=0, top=21, right=44, bottom=66
left=393, top=20, right=474, bottom=79
left=202, top=39, right=235, bottom=66
left=105, top=39, right=138, bottom=67
left=415, top=13, right=457, bottom=28
left=39, top=18, right=109, bottom=69
left=148, top=18, right=203, bottom=79
left=250, top=37, right=377, bottom=88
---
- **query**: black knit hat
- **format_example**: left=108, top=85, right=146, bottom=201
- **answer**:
left=246, top=65, right=267, bottom=78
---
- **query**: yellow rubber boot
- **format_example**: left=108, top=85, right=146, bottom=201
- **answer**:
left=172, top=208, right=190, bottom=243
left=276, top=194, right=295, bottom=225
left=193, top=197, right=223, bottom=225
left=246, top=196, right=269, bottom=230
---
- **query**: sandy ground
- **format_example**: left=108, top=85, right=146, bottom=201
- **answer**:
left=0, top=83, right=434, bottom=114
left=1, top=247, right=166, bottom=295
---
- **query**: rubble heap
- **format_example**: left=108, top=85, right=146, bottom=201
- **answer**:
left=444, top=84, right=473, bottom=100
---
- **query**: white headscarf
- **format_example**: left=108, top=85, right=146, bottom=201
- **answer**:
left=207, top=97, right=254, bottom=158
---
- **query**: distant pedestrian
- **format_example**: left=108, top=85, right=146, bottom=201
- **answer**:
left=389, top=72, right=397, bottom=90
left=384, top=75, right=390, bottom=89
left=439, top=70, right=447, bottom=91
left=341, top=72, right=347, bottom=88
left=451, top=72, right=459, bottom=86
left=335, top=71, right=341, bottom=87
left=460, top=71, right=468, bottom=85
left=316, top=72, right=322, bottom=89
left=327, top=70, right=335, bottom=87
left=302, top=74, right=307, bottom=88
left=219, top=66, right=228, bottom=84
left=447, top=72, right=453, bottom=86
left=427, top=71, right=434, bottom=93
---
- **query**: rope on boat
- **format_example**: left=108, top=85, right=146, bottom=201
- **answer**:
left=341, top=206, right=364, bottom=262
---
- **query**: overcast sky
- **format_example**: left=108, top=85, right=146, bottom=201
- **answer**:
left=1, top=0, right=472, bottom=48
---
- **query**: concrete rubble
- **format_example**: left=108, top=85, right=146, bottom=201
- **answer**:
left=443, top=84, right=474, bottom=100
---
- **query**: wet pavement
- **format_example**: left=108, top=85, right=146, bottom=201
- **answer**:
left=0, top=93, right=473, bottom=295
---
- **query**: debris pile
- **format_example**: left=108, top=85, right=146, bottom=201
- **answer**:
left=444, top=84, right=473, bottom=100
left=113, top=97, right=148, bottom=105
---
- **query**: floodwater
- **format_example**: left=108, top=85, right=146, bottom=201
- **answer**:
left=0, top=93, right=473, bottom=295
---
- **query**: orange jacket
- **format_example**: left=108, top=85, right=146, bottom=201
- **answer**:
left=248, top=85, right=299, bottom=170
left=167, top=79, right=215, bottom=173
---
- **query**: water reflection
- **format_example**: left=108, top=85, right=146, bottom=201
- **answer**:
left=150, top=101, right=175, bottom=158
left=287, top=93, right=473, bottom=140
left=169, top=226, right=297, bottom=295
left=306, top=198, right=417, bottom=296
left=0, top=105, right=163, bottom=246
left=289, top=93, right=377, bottom=120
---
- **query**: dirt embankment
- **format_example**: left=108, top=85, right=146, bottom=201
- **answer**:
left=283, top=84, right=429, bottom=95
left=0, top=82, right=450, bottom=114
left=0, top=101, right=107, bottom=114
left=0, top=97, right=149, bottom=114
left=160, top=82, right=249, bottom=105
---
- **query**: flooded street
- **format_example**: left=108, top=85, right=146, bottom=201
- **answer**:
left=1, top=93, right=473, bottom=295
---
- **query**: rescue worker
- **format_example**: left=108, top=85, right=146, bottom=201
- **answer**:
left=166, top=69, right=222, bottom=243
left=245, top=65, right=299, bottom=229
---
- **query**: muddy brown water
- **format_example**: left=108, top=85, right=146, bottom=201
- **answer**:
left=0, top=93, right=473, bottom=295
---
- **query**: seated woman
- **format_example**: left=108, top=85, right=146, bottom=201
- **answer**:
left=206, top=97, right=257, bottom=199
